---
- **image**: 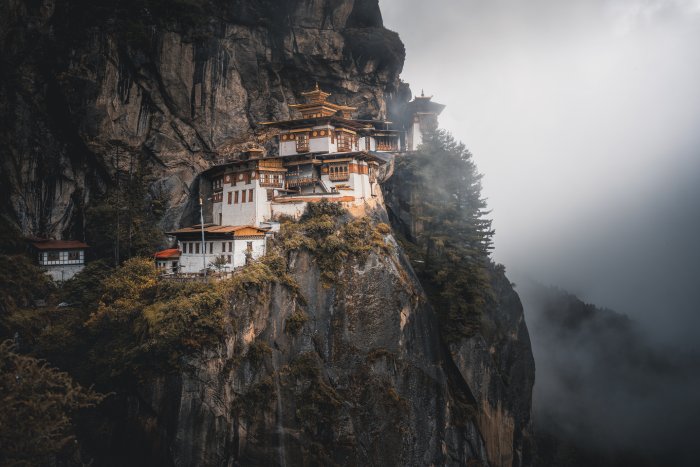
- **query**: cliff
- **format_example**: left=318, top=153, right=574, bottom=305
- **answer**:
left=0, top=0, right=405, bottom=239
left=0, top=1, right=535, bottom=466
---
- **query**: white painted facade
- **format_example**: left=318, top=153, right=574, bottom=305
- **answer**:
left=156, top=258, right=180, bottom=272
left=409, top=118, right=424, bottom=151
left=177, top=236, right=266, bottom=273
left=33, top=244, right=87, bottom=282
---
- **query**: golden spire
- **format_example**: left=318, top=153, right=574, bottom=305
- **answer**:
left=301, top=83, right=331, bottom=104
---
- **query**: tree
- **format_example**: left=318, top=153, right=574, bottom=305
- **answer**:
left=0, top=340, right=105, bottom=466
left=209, top=255, right=229, bottom=272
left=85, top=150, right=166, bottom=265
left=389, top=129, right=495, bottom=340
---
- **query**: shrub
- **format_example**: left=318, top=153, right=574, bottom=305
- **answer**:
left=276, top=203, right=390, bottom=284
left=247, top=340, right=272, bottom=365
left=0, top=340, right=105, bottom=466
left=285, top=309, right=308, bottom=335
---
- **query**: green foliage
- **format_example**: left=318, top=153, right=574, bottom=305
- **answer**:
left=234, top=375, right=275, bottom=421
left=0, top=340, right=105, bottom=466
left=58, top=260, right=114, bottom=311
left=246, top=340, right=272, bottom=365
left=209, top=255, right=228, bottom=272
left=285, top=308, right=309, bottom=335
left=392, top=129, right=495, bottom=341
left=85, top=257, right=227, bottom=383
left=0, top=216, right=26, bottom=255
left=277, top=201, right=389, bottom=284
left=285, top=353, right=342, bottom=436
left=85, top=155, right=165, bottom=265
left=0, top=254, right=53, bottom=317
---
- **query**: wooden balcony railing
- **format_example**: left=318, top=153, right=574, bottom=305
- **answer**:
left=259, top=181, right=284, bottom=188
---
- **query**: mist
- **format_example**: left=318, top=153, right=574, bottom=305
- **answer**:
left=380, top=0, right=700, bottom=343
left=380, top=0, right=700, bottom=463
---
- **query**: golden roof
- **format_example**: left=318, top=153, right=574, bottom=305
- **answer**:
left=300, top=83, right=331, bottom=104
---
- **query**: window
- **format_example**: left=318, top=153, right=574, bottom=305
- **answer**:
left=195, top=243, right=200, bottom=254
left=234, top=191, right=239, bottom=204
left=329, top=163, right=349, bottom=181
left=242, top=190, right=247, bottom=203
left=227, top=255, right=232, bottom=264
left=68, top=251, right=80, bottom=261
left=219, top=213, right=222, bottom=225
left=337, top=131, right=351, bottom=152
left=247, top=241, right=253, bottom=252
left=296, top=133, right=309, bottom=152
left=48, top=251, right=59, bottom=261
left=228, top=242, right=232, bottom=252
left=248, top=189, right=254, bottom=202
left=222, top=242, right=226, bottom=252
left=209, top=242, right=213, bottom=254
left=228, top=192, right=232, bottom=204
left=267, top=189, right=274, bottom=201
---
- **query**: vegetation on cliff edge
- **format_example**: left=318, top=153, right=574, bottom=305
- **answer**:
left=386, top=129, right=495, bottom=341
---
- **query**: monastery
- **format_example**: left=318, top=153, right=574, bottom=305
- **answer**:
left=162, top=86, right=444, bottom=275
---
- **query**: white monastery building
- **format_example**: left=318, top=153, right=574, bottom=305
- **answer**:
left=161, top=86, right=443, bottom=274
left=31, top=239, right=89, bottom=282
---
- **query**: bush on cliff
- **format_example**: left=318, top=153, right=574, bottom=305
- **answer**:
left=278, top=200, right=389, bottom=283
left=85, top=257, right=228, bottom=383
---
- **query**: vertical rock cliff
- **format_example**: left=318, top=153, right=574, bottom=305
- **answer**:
left=0, top=1, right=535, bottom=466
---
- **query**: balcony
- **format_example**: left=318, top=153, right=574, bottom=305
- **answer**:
left=329, top=173, right=349, bottom=182
left=260, top=181, right=284, bottom=188
left=286, top=176, right=318, bottom=187
left=376, top=142, right=398, bottom=151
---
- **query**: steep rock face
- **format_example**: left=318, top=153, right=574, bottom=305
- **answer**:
left=0, top=0, right=404, bottom=238
left=105, top=241, right=491, bottom=466
left=383, top=164, right=536, bottom=467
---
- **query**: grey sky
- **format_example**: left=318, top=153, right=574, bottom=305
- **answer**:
left=380, top=0, right=700, bottom=342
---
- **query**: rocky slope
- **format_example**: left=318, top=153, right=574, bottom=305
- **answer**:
left=79, top=207, right=532, bottom=467
left=95, top=234, right=491, bottom=466
left=0, top=1, right=535, bottom=465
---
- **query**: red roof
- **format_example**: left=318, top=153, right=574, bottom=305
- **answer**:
left=31, top=240, right=89, bottom=250
left=154, top=248, right=181, bottom=259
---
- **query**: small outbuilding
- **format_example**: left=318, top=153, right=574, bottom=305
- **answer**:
left=154, top=248, right=181, bottom=274
left=30, top=240, right=89, bottom=282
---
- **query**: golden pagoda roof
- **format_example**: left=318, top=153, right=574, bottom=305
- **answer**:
left=300, top=83, right=331, bottom=104
left=288, top=84, right=357, bottom=118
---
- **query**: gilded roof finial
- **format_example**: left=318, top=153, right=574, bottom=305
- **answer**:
left=315, top=82, right=320, bottom=91
left=421, top=89, right=425, bottom=97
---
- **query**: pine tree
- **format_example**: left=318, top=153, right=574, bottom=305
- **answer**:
left=391, top=129, right=494, bottom=340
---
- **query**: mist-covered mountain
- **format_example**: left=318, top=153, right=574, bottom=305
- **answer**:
left=516, top=278, right=700, bottom=467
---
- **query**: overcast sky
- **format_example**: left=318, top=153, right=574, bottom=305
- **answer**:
left=380, top=0, right=700, bottom=343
